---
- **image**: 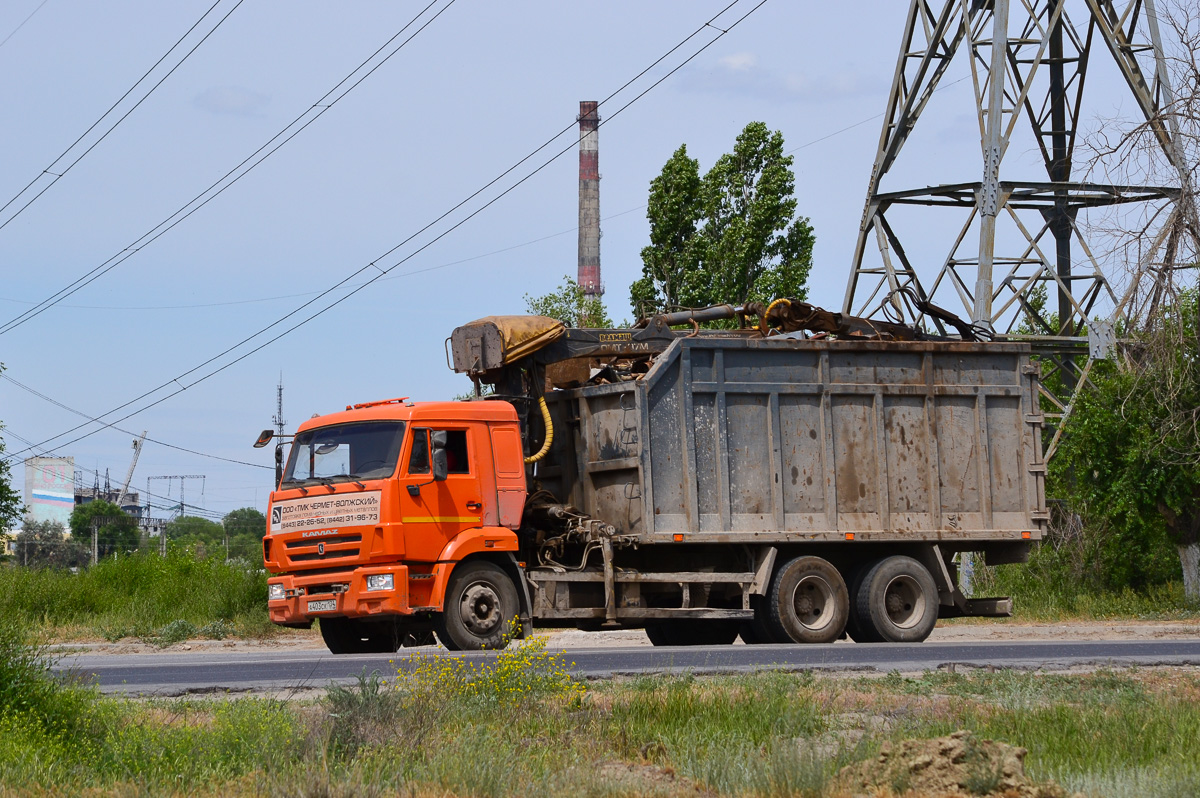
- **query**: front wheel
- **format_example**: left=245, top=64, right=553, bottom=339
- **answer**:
left=435, top=560, right=520, bottom=651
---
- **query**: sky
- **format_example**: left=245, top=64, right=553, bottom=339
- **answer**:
left=0, top=0, right=1162, bottom=522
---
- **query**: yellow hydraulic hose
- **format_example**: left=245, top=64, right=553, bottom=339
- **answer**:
left=524, top=395, right=554, bottom=464
left=758, top=298, right=791, bottom=336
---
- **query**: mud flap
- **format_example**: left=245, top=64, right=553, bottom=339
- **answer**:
left=921, top=544, right=1013, bottom=618
left=504, top=553, right=533, bottom=638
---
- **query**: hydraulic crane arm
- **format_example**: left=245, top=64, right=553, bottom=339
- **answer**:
left=114, top=431, right=147, bottom=508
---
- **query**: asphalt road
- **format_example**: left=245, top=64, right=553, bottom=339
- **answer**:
left=57, top=639, right=1200, bottom=695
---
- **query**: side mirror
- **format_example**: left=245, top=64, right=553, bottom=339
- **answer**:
left=431, top=431, right=449, bottom=481
left=253, top=429, right=275, bottom=448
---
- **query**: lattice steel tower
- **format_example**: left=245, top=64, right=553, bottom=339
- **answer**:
left=844, top=0, right=1193, bottom=449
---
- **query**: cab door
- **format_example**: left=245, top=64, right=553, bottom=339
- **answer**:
left=398, top=425, right=488, bottom=561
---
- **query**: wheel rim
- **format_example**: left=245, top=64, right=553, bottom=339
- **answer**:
left=790, top=574, right=836, bottom=631
left=882, top=575, right=926, bottom=629
left=458, top=579, right=504, bottom=636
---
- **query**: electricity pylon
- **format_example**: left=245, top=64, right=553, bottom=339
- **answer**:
left=844, top=0, right=1195, bottom=457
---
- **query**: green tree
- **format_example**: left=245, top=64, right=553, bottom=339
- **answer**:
left=222, top=507, right=266, bottom=540
left=631, top=145, right=703, bottom=318
left=0, top=368, right=23, bottom=532
left=632, top=122, right=816, bottom=318
left=14, top=519, right=88, bottom=569
left=69, top=500, right=138, bottom=558
left=1053, top=291, right=1200, bottom=600
left=524, top=275, right=612, bottom=328
left=222, top=507, right=267, bottom=560
left=165, top=515, right=224, bottom=554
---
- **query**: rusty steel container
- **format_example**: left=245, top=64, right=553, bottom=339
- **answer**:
left=539, top=337, right=1047, bottom=548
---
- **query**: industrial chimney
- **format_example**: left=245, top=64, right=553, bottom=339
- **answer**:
left=577, top=100, right=602, bottom=300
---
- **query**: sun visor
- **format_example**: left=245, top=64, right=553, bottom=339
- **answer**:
left=449, top=315, right=566, bottom=374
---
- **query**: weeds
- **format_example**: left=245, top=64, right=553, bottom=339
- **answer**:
left=4, top=628, right=1200, bottom=796
left=0, top=549, right=273, bottom=642
left=390, top=625, right=585, bottom=706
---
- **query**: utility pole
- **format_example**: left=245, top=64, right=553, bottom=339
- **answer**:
left=272, top=374, right=287, bottom=489
left=273, top=373, right=286, bottom=440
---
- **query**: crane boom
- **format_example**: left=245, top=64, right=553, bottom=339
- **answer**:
left=114, top=431, right=147, bottom=509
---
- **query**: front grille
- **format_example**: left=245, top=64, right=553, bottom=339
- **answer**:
left=290, top=548, right=360, bottom=562
left=285, top=534, right=362, bottom=549
left=303, top=583, right=348, bottom=596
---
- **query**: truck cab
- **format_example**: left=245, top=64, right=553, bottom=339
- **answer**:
left=263, top=398, right=527, bottom=652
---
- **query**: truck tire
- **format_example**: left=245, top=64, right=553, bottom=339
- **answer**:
left=319, top=618, right=399, bottom=654
left=766, top=556, right=849, bottom=644
left=435, top=560, right=520, bottom=651
left=852, top=555, right=938, bottom=643
left=843, top=563, right=872, bottom=643
left=644, top=619, right=740, bottom=646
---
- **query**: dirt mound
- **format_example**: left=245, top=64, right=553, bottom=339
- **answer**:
left=833, top=730, right=1080, bottom=798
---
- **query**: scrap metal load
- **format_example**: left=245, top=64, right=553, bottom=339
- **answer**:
left=450, top=297, right=984, bottom=396
left=451, top=297, right=984, bottom=393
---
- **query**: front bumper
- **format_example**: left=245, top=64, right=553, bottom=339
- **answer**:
left=267, top=564, right=410, bottom=625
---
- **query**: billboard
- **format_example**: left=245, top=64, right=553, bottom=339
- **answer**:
left=24, top=457, right=75, bottom=528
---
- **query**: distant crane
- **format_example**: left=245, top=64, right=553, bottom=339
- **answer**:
left=114, top=431, right=147, bottom=509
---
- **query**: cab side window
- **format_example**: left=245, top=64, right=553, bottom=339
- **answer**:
left=408, top=428, right=430, bottom=474
left=407, top=428, right=469, bottom=475
left=443, top=430, right=469, bottom=474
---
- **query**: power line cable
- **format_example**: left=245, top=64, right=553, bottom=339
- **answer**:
left=19, top=448, right=226, bottom=521
left=0, top=0, right=51, bottom=49
left=0, top=57, right=971, bottom=319
left=0, top=0, right=453, bottom=337
left=4, top=0, right=768, bottom=462
left=0, top=373, right=270, bottom=470
left=0, top=1, right=242, bottom=234
left=0, top=205, right=647, bottom=311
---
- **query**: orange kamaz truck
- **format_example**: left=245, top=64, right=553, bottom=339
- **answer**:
left=261, top=302, right=1046, bottom=653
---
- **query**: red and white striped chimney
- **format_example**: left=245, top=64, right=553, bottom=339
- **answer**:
left=577, top=100, right=602, bottom=299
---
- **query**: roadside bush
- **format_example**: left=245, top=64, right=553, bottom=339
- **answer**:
left=324, top=629, right=585, bottom=762
left=0, top=620, right=98, bottom=741
left=971, top=501, right=1193, bottom=618
left=0, top=549, right=270, bottom=640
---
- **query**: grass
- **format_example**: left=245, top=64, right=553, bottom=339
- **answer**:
left=6, top=616, right=1200, bottom=797
left=0, top=549, right=281, bottom=644
left=969, top=553, right=1200, bottom=622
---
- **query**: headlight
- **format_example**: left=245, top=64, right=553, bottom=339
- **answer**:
left=365, top=573, right=394, bottom=592
left=268, top=583, right=286, bottom=601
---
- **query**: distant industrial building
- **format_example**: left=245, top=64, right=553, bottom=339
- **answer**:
left=24, top=456, right=146, bottom=536
left=23, top=456, right=75, bottom=527
left=74, top=485, right=144, bottom=518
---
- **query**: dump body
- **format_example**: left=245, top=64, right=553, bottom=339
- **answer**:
left=538, top=336, right=1046, bottom=547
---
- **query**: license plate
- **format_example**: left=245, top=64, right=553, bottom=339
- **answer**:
left=307, top=599, right=337, bottom=613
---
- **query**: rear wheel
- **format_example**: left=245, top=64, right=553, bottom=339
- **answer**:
left=644, top=619, right=740, bottom=646
left=843, top=563, right=873, bottom=642
left=435, top=561, right=520, bottom=651
left=852, top=556, right=938, bottom=643
left=766, top=556, right=849, bottom=644
left=318, top=617, right=400, bottom=654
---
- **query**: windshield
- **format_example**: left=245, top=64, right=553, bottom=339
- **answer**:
left=282, top=421, right=405, bottom=485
